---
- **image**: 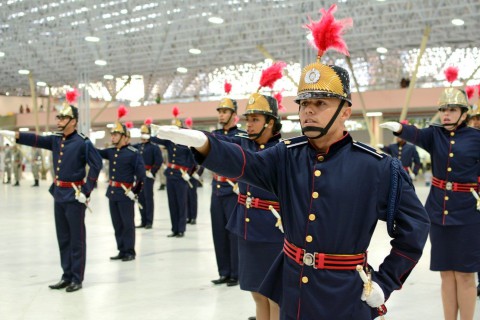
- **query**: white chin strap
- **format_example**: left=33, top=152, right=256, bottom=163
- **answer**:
left=141, top=134, right=150, bottom=140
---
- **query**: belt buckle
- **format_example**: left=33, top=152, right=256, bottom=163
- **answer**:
left=445, top=182, right=453, bottom=191
left=302, top=251, right=315, bottom=267
left=56, top=182, right=60, bottom=186
left=245, top=196, right=252, bottom=209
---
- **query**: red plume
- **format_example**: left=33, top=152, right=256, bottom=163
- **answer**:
left=274, top=91, right=286, bottom=112
left=125, top=121, right=133, bottom=129
left=400, top=119, right=409, bottom=125
left=172, top=106, right=179, bottom=118
left=65, top=89, right=80, bottom=104
left=465, top=86, right=475, bottom=100
left=185, top=117, right=193, bottom=129
left=444, top=67, right=459, bottom=83
left=259, top=61, right=287, bottom=90
left=117, top=105, right=128, bottom=119
left=144, top=118, right=153, bottom=125
left=304, top=4, right=353, bottom=58
left=224, top=81, right=232, bottom=95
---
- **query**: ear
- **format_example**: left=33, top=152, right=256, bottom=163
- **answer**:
left=341, top=106, right=352, bottom=121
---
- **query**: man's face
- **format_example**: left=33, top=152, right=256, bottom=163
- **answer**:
left=111, top=132, right=123, bottom=146
left=298, top=98, right=350, bottom=138
left=439, top=106, right=467, bottom=129
left=56, top=115, right=75, bottom=131
left=245, top=114, right=268, bottom=138
left=468, top=116, right=480, bottom=129
left=217, top=109, right=233, bottom=125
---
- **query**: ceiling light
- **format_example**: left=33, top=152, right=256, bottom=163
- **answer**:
left=177, top=67, right=188, bottom=73
left=18, top=69, right=30, bottom=75
left=189, top=48, right=201, bottom=55
left=85, top=36, right=100, bottom=42
left=451, top=19, right=464, bottom=26
left=95, top=59, right=107, bottom=66
left=0, top=51, right=5, bottom=57
left=366, top=112, right=383, bottom=117
left=36, top=81, right=46, bottom=86
left=103, top=74, right=114, bottom=80
left=208, top=16, right=224, bottom=24
left=376, top=47, right=388, bottom=54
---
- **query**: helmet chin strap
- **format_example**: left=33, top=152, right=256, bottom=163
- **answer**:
left=58, top=118, right=74, bottom=132
left=219, top=111, right=234, bottom=127
left=301, top=100, right=346, bottom=139
left=442, top=110, right=466, bottom=130
left=248, top=123, right=269, bottom=140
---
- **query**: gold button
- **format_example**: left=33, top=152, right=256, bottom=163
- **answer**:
left=444, top=196, right=449, bottom=200
left=451, top=141, right=455, bottom=144
left=247, top=192, right=251, bottom=196
left=450, top=132, right=455, bottom=137
left=55, top=175, right=59, bottom=179
left=112, top=176, right=115, bottom=179
left=113, top=161, right=116, bottom=165
left=302, top=276, right=309, bottom=284
left=312, top=192, right=319, bottom=199
left=170, top=172, right=173, bottom=175
left=317, top=155, right=324, bottom=162
left=398, top=146, right=402, bottom=150
left=56, top=168, right=59, bottom=171
left=61, top=144, right=64, bottom=148
left=58, top=160, right=61, bottom=163
left=447, top=167, right=452, bottom=172
left=115, top=154, right=118, bottom=157
left=398, top=156, right=402, bottom=160
left=173, top=148, right=177, bottom=151
left=260, top=145, right=265, bottom=149
left=111, top=191, right=114, bottom=194
left=306, top=235, right=313, bottom=242
left=449, top=153, right=454, bottom=157
left=245, top=218, right=250, bottom=222
left=444, top=210, right=448, bottom=215
left=314, top=170, right=321, bottom=177
left=309, top=214, right=316, bottom=221
left=113, top=169, right=116, bottom=172
left=217, top=185, right=220, bottom=188
left=224, top=131, right=227, bottom=135
left=60, top=152, right=63, bottom=156
left=172, top=160, right=176, bottom=163
left=173, top=154, right=176, bottom=157
left=62, top=137, right=66, bottom=141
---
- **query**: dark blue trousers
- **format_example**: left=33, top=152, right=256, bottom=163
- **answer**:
left=139, top=178, right=154, bottom=225
left=166, top=178, right=189, bottom=233
left=109, top=200, right=136, bottom=256
left=54, top=201, right=86, bottom=284
left=210, top=193, right=239, bottom=279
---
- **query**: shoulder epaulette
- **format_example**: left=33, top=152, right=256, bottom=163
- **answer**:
left=52, top=132, right=63, bottom=136
left=235, top=132, right=249, bottom=139
left=127, top=146, right=138, bottom=153
left=282, top=135, right=308, bottom=148
left=353, top=141, right=386, bottom=159
left=78, top=132, right=88, bottom=140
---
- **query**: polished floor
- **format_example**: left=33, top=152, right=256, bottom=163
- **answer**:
left=0, top=172, right=479, bottom=320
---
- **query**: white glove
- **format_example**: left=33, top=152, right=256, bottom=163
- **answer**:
left=409, top=171, right=416, bottom=180
left=232, top=183, right=239, bottom=195
left=379, top=122, right=402, bottom=133
left=126, top=190, right=136, bottom=201
left=75, top=192, right=87, bottom=204
left=376, top=144, right=384, bottom=149
left=361, top=281, right=385, bottom=308
left=181, top=172, right=191, bottom=182
left=146, top=170, right=154, bottom=179
left=151, top=124, right=207, bottom=148
left=192, top=172, right=201, bottom=181
left=0, top=130, right=16, bottom=138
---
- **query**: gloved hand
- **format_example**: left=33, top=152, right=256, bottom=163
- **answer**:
left=0, top=130, right=16, bottom=138
left=192, top=172, right=201, bottom=181
left=379, top=122, right=402, bottom=133
left=376, top=144, right=384, bottom=149
left=232, top=183, right=239, bottom=195
left=409, top=171, right=416, bottom=180
left=75, top=192, right=87, bottom=204
left=126, top=190, right=136, bottom=201
left=151, top=124, right=208, bottom=148
left=361, top=281, right=385, bottom=308
left=181, top=172, right=191, bottom=182
left=146, top=170, right=154, bottom=179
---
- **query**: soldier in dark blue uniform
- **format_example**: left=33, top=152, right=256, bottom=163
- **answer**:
left=151, top=6, right=430, bottom=319
left=134, top=120, right=163, bottom=229
left=381, top=69, right=480, bottom=319
left=380, top=133, right=421, bottom=180
left=209, top=84, right=245, bottom=287
left=219, top=90, right=284, bottom=319
left=97, top=121, right=146, bottom=262
left=150, top=112, right=196, bottom=238
left=1, top=97, right=103, bottom=293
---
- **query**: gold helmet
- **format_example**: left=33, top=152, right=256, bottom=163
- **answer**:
left=111, top=105, right=128, bottom=135
left=171, top=106, right=183, bottom=127
left=57, top=89, right=80, bottom=119
left=140, top=118, right=153, bottom=136
left=217, top=82, right=238, bottom=112
left=243, top=93, right=279, bottom=120
left=438, top=67, right=469, bottom=111
left=295, top=5, right=352, bottom=106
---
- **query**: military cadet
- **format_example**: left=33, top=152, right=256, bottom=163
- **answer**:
left=467, top=105, right=480, bottom=129
left=134, top=118, right=163, bottom=229
left=12, top=144, right=22, bottom=186
left=207, top=82, right=245, bottom=287
left=381, top=67, right=480, bottom=320
left=150, top=107, right=196, bottom=238
left=0, top=90, right=103, bottom=292
left=380, top=123, right=421, bottom=180
left=3, top=143, right=12, bottom=184
left=31, top=147, right=42, bottom=187
left=97, top=114, right=146, bottom=262
left=152, top=5, right=430, bottom=319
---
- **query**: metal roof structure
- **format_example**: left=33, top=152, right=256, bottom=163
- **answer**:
left=1, top=0, right=479, bottom=104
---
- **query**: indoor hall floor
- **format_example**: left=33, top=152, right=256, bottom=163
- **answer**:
left=0, top=173, right=479, bottom=320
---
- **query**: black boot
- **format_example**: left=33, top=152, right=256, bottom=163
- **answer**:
left=32, top=179, right=39, bottom=187
left=13, top=181, right=19, bottom=186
